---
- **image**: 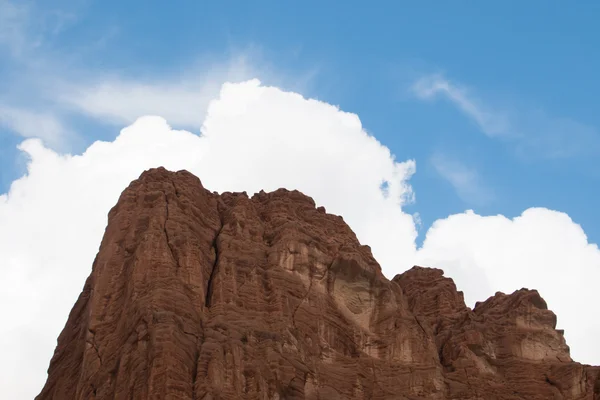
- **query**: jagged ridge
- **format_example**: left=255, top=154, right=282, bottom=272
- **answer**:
left=37, top=167, right=600, bottom=399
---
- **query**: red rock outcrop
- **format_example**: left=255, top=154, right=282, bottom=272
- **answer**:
left=37, top=168, right=600, bottom=399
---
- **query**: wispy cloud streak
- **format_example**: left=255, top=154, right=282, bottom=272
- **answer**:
left=412, top=74, right=510, bottom=138
left=430, top=153, right=494, bottom=205
left=0, top=0, right=317, bottom=149
left=412, top=74, right=600, bottom=159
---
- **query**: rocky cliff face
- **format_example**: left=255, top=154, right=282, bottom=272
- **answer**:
left=37, top=168, right=600, bottom=400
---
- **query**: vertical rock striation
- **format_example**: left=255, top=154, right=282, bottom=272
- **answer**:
left=37, top=168, right=600, bottom=399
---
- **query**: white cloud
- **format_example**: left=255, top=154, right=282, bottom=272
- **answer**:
left=416, top=208, right=600, bottom=363
left=0, top=0, right=316, bottom=150
left=0, top=4, right=317, bottom=147
left=55, top=56, right=256, bottom=130
left=431, top=153, right=493, bottom=205
left=0, top=80, right=417, bottom=399
left=412, top=74, right=600, bottom=159
left=0, top=105, right=70, bottom=147
left=412, top=74, right=509, bottom=137
left=0, top=0, right=89, bottom=148
left=1, top=80, right=599, bottom=400
left=51, top=48, right=319, bottom=132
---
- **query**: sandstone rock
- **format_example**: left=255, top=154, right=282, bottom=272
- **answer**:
left=37, top=168, right=600, bottom=399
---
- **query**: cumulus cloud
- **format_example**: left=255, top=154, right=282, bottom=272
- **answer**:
left=52, top=50, right=319, bottom=132
left=0, top=79, right=417, bottom=399
left=0, top=0, right=317, bottom=150
left=417, top=208, right=600, bottom=362
left=55, top=56, right=256, bottom=129
left=1, top=80, right=599, bottom=399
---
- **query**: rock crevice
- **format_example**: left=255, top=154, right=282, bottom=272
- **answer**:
left=204, top=222, right=223, bottom=309
left=36, top=168, right=600, bottom=400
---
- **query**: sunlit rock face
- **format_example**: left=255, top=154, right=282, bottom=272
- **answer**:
left=37, top=168, right=600, bottom=400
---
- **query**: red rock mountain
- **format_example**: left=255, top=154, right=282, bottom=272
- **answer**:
left=37, top=168, right=600, bottom=399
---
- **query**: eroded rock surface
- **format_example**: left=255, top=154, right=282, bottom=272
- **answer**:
left=37, top=168, right=600, bottom=399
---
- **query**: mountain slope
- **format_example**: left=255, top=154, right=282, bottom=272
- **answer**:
left=37, top=168, right=600, bottom=399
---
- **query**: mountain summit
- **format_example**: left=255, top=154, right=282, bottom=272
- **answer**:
left=37, top=168, right=600, bottom=399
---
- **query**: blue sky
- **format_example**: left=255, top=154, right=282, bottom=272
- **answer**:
left=3, top=3, right=600, bottom=393
left=1, top=1, right=598, bottom=246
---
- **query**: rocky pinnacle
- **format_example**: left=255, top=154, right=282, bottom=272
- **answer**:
left=36, top=168, right=600, bottom=399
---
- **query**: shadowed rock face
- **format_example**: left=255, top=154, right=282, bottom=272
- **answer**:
left=37, top=168, right=600, bottom=400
